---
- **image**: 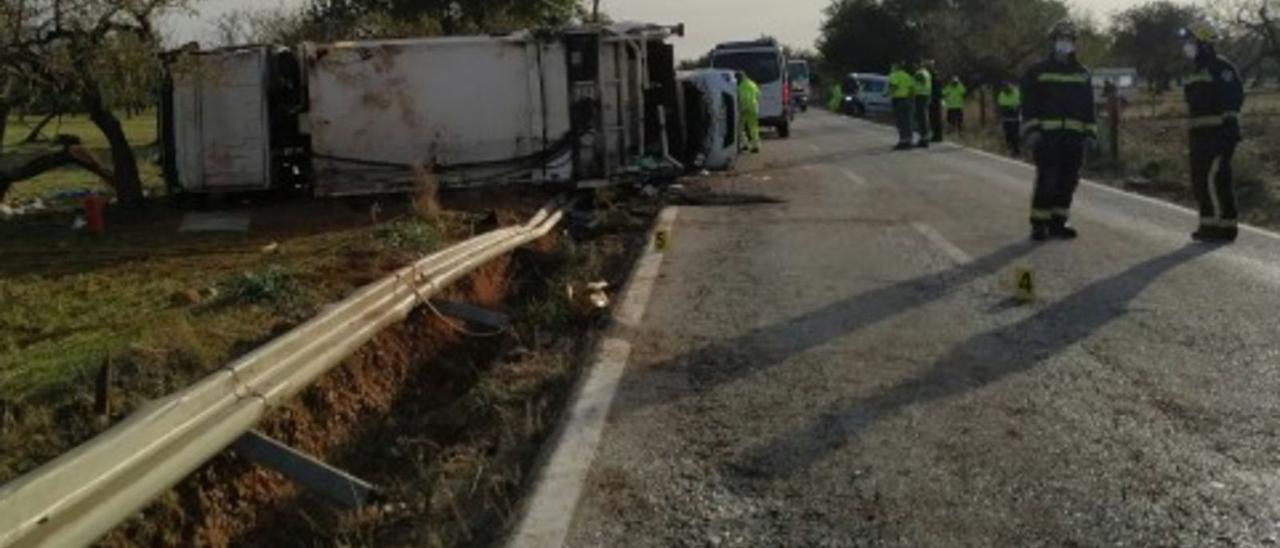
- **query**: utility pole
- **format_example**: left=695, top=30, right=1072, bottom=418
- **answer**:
left=592, top=0, right=600, bottom=23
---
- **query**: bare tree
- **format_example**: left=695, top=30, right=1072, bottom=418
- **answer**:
left=0, top=0, right=184, bottom=207
left=1214, top=0, right=1280, bottom=81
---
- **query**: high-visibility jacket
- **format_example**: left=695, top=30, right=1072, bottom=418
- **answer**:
left=943, top=82, right=967, bottom=110
left=1020, top=55, right=1097, bottom=138
left=888, top=69, right=914, bottom=99
left=914, top=68, right=933, bottom=99
left=738, top=77, right=760, bottom=114
left=997, top=87, right=1021, bottom=108
left=1184, top=53, right=1245, bottom=130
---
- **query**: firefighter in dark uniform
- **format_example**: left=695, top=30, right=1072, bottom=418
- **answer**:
left=1021, top=21, right=1097, bottom=241
left=1182, top=21, right=1246, bottom=243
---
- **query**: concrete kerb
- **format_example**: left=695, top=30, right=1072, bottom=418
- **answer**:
left=504, top=207, right=679, bottom=548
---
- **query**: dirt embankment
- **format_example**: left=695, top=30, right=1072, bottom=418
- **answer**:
left=96, top=193, right=656, bottom=547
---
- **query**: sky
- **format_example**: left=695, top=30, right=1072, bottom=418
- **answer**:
left=168, top=0, right=1187, bottom=57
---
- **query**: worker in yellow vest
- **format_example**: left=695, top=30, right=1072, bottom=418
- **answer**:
left=888, top=63, right=916, bottom=150
left=913, top=60, right=934, bottom=147
left=737, top=71, right=762, bottom=154
left=942, top=77, right=967, bottom=135
left=997, top=81, right=1023, bottom=156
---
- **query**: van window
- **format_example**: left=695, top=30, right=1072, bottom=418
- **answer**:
left=713, top=52, right=782, bottom=84
left=859, top=79, right=887, bottom=94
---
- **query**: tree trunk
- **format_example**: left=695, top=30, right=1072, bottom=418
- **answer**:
left=0, top=139, right=114, bottom=202
left=0, top=104, right=9, bottom=157
left=0, top=77, right=10, bottom=157
left=82, top=85, right=145, bottom=209
left=21, top=112, right=58, bottom=144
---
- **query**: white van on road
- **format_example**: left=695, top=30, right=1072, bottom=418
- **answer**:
left=709, top=38, right=792, bottom=138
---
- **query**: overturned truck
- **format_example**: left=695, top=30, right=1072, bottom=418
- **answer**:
left=162, top=23, right=695, bottom=197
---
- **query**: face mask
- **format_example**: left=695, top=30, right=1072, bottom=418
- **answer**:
left=1184, top=43, right=1199, bottom=60
left=1054, top=40, right=1076, bottom=56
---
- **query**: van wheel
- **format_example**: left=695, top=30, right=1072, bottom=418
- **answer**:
left=778, top=121, right=791, bottom=139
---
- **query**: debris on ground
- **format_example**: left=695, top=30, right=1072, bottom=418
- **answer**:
left=179, top=211, right=252, bottom=233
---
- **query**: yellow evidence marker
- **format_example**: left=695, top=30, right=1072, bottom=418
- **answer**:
left=654, top=229, right=670, bottom=252
left=1012, top=266, right=1036, bottom=303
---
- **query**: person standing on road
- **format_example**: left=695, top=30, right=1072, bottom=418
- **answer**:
left=914, top=60, right=934, bottom=147
left=1181, top=21, right=1245, bottom=243
left=943, top=77, right=967, bottom=134
left=928, top=61, right=945, bottom=143
left=1021, top=21, right=1097, bottom=242
left=997, top=81, right=1023, bottom=156
left=737, top=71, right=762, bottom=154
left=889, top=63, right=916, bottom=150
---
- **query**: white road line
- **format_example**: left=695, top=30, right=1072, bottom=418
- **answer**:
left=910, top=222, right=973, bottom=264
left=840, top=168, right=868, bottom=188
left=505, top=208, right=678, bottom=548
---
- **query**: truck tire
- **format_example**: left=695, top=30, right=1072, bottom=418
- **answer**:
left=778, top=121, right=791, bottom=139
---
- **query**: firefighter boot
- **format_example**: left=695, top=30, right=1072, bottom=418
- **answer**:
left=1048, top=218, right=1079, bottom=240
left=1031, top=222, right=1049, bottom=242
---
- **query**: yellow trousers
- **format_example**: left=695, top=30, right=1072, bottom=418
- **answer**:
left=741, top=109, right=761, bottom=150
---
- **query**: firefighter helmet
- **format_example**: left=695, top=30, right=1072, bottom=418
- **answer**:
left=1049, top=20, right=1081, bottom=40
left=1182, top=20, right=1220, bottom=43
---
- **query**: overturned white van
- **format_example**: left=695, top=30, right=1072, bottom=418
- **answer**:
left=678, top=69, right=739, bottom=170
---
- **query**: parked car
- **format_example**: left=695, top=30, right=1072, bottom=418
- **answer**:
left=788, top=59, right=811, bottom=112
left=841, top=72, right=891, bottom=117
left=709, top=38, right=792, bottom=138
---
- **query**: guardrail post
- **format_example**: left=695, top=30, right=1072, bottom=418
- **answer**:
left=232, top=431, right=381, bottom=509
left=429, top=299, right=511, bottom=330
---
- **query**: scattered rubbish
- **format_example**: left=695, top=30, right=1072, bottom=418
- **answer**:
left=0, top=204, right=12, bottom=219
left=170, top=289, right=204, bottom=307
left=71, top=215, right=87, bottom=231
left=261, top=242, right=281, bottom=254
left=641, top=185, right=660, bottom=198
left=199, top=287, right=220, bottom=301
left=587, top=281, right=610, bottom=309
left=179, top=211, right=251, bottom=233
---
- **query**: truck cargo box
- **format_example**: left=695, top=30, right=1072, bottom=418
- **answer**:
left=302, top=35, right=575, bottom=196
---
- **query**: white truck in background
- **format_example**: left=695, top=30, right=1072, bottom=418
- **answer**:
left=708, top=38, right=792, bottom=138
left=161, top=23, right=691, bottom=198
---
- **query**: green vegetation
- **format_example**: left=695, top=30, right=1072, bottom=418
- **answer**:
left=1, top=112, right=162, bottom=205
left=0, top=204, right=441, bottom=407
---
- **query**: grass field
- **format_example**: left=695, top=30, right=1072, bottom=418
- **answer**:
left=0, top=196, right=463, bottom=481
left=2, top=112, right=163, bottom=205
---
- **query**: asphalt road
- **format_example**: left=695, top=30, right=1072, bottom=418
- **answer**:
left=563, top=111, right=1280, bottom=547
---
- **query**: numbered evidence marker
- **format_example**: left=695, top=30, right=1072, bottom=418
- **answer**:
left=1012, top=266, right=1036, bottom=303
left=654, top=229, right=670, bottom=252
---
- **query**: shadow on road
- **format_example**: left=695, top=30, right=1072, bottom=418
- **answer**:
left=611, top=240, right=1038, bottom=416
left=735, top=244, right=1215, bottom=477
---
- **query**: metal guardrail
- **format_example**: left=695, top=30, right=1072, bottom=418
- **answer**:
left=0, top=201, right=568, bottom=548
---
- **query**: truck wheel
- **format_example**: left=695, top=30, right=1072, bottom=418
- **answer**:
left=778, top=121, right=791, bottom=139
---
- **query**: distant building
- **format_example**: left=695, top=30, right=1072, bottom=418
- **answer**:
left=1092, top=68, right=1139, bottom=102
